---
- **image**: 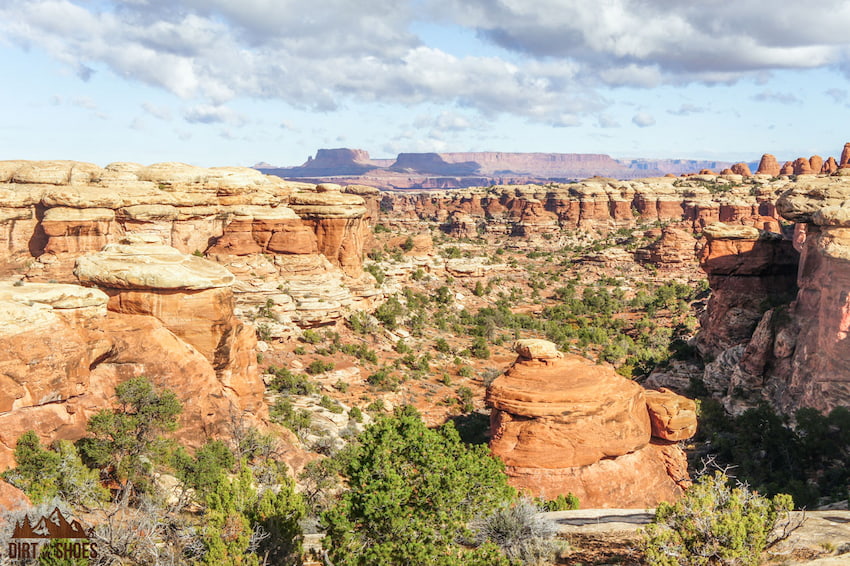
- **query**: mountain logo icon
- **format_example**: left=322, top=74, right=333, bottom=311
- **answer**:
left=12, top=508, right=91, bottom=540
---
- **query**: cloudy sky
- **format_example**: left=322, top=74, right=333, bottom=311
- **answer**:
left=2, top=0, right=850, bottom=167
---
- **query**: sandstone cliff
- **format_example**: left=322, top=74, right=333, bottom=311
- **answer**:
left=0, top=240, right=263, bottom=470
left=0, top=161, right=381, bottom=471
left=696, top=174, right=850, bottom=414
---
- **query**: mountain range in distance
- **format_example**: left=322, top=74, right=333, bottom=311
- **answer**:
left=255, top=148, right=755, bottom=190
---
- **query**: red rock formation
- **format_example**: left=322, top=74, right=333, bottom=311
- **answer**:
left=719, top=168, right=734, bottom=175
left=840, top=143, right=850, bottom=168
left=781, top=161, right=795, bottom=175
left=823, top=157, right=839, bottom=174
left=809, top=155, right=824, bottom=175
left=793, top=157, right=814, bottom=175
left=486, top=340, right=694, bottom=507
left=289, top=184, right=369, bottom=277
left=634, top=227, right=698, bottom=267
left=730, top=163, right=752, bottom=176
left=756, top=154, right=781, bottom=176
left=696, top=223, right=799, bottom=359
left=0, top=481, right=29, bottom=516
left=645, top=389, right=698, bottom=441
left=0, top=279, right=264, bottom=470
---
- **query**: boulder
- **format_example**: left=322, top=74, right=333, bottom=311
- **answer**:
left=644, top=388, right=698, bottom=441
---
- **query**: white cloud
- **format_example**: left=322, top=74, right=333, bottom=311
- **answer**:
left=632, top=112, right=656, bottom=127
left=183, top=104, right=246, bottom=126
left=752, top=90, right=802, bottom=105
left=3, top=0, right=850, bottom=128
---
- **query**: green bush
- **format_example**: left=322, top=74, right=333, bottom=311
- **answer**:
left=305, top=359, right=335, bottom=375
left=321, top=406, right=515, bottom=565
left=641, top=471, right=797, bottom=566
left=269, top=367, right=317, bottom=395
left=538, top=493, right=580, bottom=511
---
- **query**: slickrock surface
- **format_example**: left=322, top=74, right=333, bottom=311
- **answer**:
left=487, top=341, right=696, bottom=508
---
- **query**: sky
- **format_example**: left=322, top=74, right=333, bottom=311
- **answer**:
left=2, top=0, right=850, bottom=168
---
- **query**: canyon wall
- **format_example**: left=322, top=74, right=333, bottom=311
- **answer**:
left=0, top=161, right=378, bottom=469
left=379, top=176, right=785, bottom=238
left=696, top=173, right=850, bottom=414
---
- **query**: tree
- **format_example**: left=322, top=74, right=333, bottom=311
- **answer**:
left=78, top=376, right=182, bottom=499
left=2, top=432, right=106, bottom=507
left=322, top=406, right=515, bottom=566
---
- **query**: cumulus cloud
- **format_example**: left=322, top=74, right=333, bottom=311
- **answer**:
left=632, top=112, right=656, bottom=127
left=3, top=0, right=850, bottom=126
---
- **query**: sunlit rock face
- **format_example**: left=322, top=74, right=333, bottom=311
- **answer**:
left=486, top=341, right=696, bottom=508
left=696, top=174, right=850, bottom=414
left=0, top=160, right=379, bottom=329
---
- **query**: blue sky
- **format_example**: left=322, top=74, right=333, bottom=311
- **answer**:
left=2, top=0, right=850, bottom=168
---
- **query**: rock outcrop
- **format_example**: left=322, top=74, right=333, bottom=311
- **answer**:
left=487, top=341, right=696, bottom=508
left=696, top=223, right=799, bottom=360
left=0, top=268, right=264, bottom=469
left=756, top=154, right=781, bottom=176
left=0, top=160, right=377, bottom=329
left=696, top=173, right=850, bottom=413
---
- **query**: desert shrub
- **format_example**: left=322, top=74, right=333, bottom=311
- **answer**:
left=473, top=498, right=563, bottom=566
left=320, top=395, right=344, bottom=414
left=470, top=337, right=491, bottom=359
left=271, top=398, right=312, bottom=438
left=640, top=471, right=798, bottom=566
left=348, top=310, right=378, bottom=334
left=301, top=329, right=322, bottom=344
left=375, top=296, right=404, bottom=329
left=78, top=376, right=182, bottom=498
left=364, top=263, right=386, bottom=285
left=538, top=492, right=580, bottom=511
left=2, top=432, right=107, bottom=506
left=305, top=359, right=335, bottom=375
left=322, top=406, right=515, bottom=565
left=269, top=367, right=316, bottom=395
left=457, top=386, right=475, bottom=413
left=367, top=368, right=400, bottom=391
left=434, top=337, right=452, bottom=353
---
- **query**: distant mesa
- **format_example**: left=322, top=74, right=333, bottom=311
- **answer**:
left=256, top=148, right=742, bottom=189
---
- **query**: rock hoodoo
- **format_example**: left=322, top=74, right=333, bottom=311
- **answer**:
left=486, top=341, right=696, bottom=508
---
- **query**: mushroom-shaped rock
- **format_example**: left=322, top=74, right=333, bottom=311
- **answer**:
left=645, top=388, right=698, bottom=441
left=487, top=349, right=651, bottom=469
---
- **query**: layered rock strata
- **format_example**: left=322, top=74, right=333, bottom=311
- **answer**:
left=0, top=160, right=376, bottom=329
left=0, top=266, right=264, bottom=469
left=487, top=340, right=696, bottom=508
left=380, top=176, right=786, bottom=240
left=696, top=223, right=799, bottom=361
left=697, top=175, right=850, bottom=413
